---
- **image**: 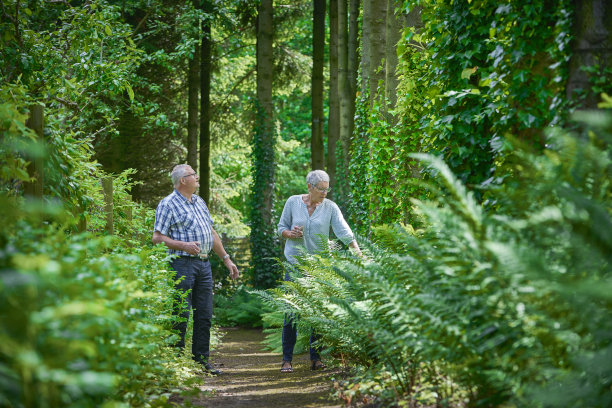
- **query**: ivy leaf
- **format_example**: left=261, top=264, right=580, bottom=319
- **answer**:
left=125, top=84, right=134, bottom=101
left=461, top=67, right=478, bottom=80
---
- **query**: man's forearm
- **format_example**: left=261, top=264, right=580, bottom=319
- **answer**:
left=153, top=231, right=185, bottom=252
left=211, top=229, right=229, bottom=259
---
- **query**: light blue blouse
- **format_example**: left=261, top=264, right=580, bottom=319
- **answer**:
left=277, top=195, right=355, bottom=264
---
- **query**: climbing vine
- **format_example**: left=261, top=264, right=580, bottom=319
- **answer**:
left=345, top=0, right=574, bottom=231
left=249, top=102, right=280, bottom=289
left=414, top=0, right=573, bottom=185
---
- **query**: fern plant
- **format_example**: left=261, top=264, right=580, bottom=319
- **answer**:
left=258, top=111, right=612, bottom=408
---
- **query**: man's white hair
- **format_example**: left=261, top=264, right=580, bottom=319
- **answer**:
left=306, top=170, right=330, bottom=187
left=171, top=164, right=191, bottom=187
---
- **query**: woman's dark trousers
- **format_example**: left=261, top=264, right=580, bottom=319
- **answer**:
left=282, top=314, right=321, bottom=362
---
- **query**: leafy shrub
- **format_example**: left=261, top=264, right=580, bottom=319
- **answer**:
left=214, top=285, right=269, bottom=328
left=0, top=102, right=209, bottom=407
left=0, top=198, right=203, bottom=407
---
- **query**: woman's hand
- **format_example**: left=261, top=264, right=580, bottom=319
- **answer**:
left=349, top=240, right=363, bottom=258
left=283, top=226, right=304, bottom=239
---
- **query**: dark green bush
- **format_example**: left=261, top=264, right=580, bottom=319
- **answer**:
left=214, top=285, right=269, bottom=328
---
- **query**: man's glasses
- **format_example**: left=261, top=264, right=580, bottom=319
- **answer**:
left=183, top=172, right=198, bottom=178
left=313, top=185, right=331, bottom=193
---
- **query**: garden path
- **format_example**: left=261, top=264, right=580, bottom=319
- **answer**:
left=181, top=327, right=343, bottom=407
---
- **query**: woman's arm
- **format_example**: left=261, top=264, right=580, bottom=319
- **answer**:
left=348, top=240, right=362, bottom=257
left=330, top=202, right=362, bottom=257
left=278, top=196, right=303, bottom=239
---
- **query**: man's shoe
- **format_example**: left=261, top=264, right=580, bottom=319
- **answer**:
left=202, top=361, right=222, bottom=375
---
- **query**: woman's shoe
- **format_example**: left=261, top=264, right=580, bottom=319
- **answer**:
left=280, top=361, right=293, bottom=373
left=310, top=360, right=326, bottom=370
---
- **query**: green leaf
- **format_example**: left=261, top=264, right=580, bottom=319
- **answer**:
left=461, top=67, right=477, bottom=80
left=125, top=84, right=134, bottom=101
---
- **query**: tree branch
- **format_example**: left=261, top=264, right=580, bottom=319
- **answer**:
left=217, top=42, right=256, bottom=60
left=53, top=96, right=80, bottom=110
left=132, top=11, right=150, bottom=38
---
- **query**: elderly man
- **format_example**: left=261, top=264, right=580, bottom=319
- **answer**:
left=153, top=164, right=239, bottom=375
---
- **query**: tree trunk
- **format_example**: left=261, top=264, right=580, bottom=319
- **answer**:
left=567, top=0, right=612, bottom=109
left=200, top=7, right=212, bottom=205
left=366, top=0, right=386, bottom=107
left=251, top=0, right=277, bottom=289
left=384, top=0, right=403, bottom=118
left=24, top=104, right=44, bottom=198
left=347, top=0, right=359, bottom=152
left=187, top=45, right=199, bottom=171
left=327, top=0, right=339, bottom=198
left=338, top=0, right=350, bottom=183
left=311, top=0, right=326, bottom=170
left=361, top=0, right=370, bottom=96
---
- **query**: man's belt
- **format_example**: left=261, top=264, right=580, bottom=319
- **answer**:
left=179, top=253, right=209, bottom=260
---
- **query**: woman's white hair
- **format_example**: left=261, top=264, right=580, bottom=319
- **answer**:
left=171, top=164, right=191, bottom=187
left=306, top=170, right=330, bottom=187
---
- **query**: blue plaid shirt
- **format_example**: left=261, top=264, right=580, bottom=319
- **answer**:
left=154, top=189, right=214, bottom=257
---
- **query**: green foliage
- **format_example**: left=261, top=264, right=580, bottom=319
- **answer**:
left=0, top=197, right=207, bottom=407
left=1, top=0, right=141, bottom=135
left=0, top=92, right=209, bottom=407
left=0, top=100, right=39, bottom=193
left=346, top=0, right=575, bottom=231
left=209, top=143, right=252, bottom=239
left=414, top=0, right=573, bottom=184
left=346, top=92, right=373, bottom=236
left=214, top=286, right=270, bottom=328
left=260, top=112, right=612, bottom=407
left=348, top=86, right=429, bottom=233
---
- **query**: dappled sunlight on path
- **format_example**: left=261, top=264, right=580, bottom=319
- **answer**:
left=185, top=328, right=342, bottom=407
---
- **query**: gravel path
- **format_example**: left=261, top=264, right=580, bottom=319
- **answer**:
left=180, top=327, right=343, bottom=407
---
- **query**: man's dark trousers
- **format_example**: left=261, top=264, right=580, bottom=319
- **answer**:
left=170, top=256, right=213, bottom=363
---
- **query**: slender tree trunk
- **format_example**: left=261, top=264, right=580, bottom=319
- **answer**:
left=251, top=0, right=277, bottom=289
left=327, top=0, right=339, bottom=197
left=366, top=0, right=386, bottom=107
left=256, top=0, right=274, bottom=218
left=200, top=3, right=212, bottom=204
left=311, top=0, right=326, bottom=170
left=361, top=0, right=370, bottom=96
left=567, top=0, right=612, bottom=109
left=385, top=0, right=403, bottom=118
left=347, top=0, right=359, bottom=153
left=187, top=45, right=199, bottom=171
left=338, top=0, right=350, bottom=182
left=24, top=105, right=44, bottom=198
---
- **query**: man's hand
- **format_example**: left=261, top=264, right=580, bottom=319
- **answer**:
left=224, top=257, right=239, bottom=280
left=183, top=241, right=201, bottom=256
left=153, top=231, right=201, bottom=255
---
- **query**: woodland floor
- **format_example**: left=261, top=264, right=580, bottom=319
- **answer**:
left=172, top=327, right=343, bottom=407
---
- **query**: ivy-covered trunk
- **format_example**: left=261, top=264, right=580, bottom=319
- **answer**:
left=250, top=0, right=279, bottom=289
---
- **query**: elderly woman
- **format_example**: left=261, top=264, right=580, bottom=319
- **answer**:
left=277, top=169, right=361, bottom=373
